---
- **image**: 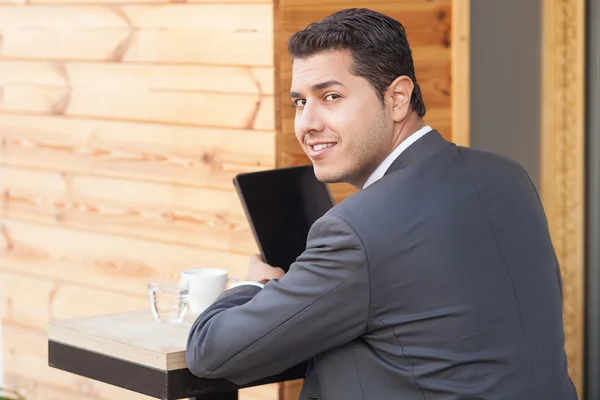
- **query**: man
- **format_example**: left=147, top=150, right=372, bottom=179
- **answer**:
left=186, top=8, right=577, bottom=399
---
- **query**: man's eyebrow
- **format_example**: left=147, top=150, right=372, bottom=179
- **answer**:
left=312, top=80, right=345, bottom=91
left=289, top=80, right=346, bottom=98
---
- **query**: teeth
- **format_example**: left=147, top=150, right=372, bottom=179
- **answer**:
left=312, top=143, right=334, bottom=151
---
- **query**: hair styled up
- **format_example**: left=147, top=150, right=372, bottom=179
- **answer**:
left=288, top=8, right=426, bottom=118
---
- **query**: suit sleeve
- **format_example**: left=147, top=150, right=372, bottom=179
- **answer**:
left=185, top=213, right=370, bottom=385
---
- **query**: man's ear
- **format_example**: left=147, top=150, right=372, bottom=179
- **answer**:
left=386, top=75, right=414, bottom=122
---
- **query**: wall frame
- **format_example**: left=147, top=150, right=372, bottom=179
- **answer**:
left=541, top=0, right=587, bottom=396
left=585, top=0, right=600, bottom=399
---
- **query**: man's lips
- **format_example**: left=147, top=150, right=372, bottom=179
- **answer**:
left=307, top=142, right=337, bottom=159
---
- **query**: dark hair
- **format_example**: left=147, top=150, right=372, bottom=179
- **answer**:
left=288, top=8, right=426, bottom=117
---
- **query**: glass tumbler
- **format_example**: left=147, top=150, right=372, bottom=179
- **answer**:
left=148, top=279, right=189, bottom=323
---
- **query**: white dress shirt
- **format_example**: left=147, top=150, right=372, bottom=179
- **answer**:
left=230, top=126, right=433, bottom=290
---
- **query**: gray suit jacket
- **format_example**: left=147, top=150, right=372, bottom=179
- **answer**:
left=186, top=130, right=577, bottom=399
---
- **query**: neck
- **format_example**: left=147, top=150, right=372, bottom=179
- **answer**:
left=352, top=114, right=425, bottom=189
left=391, top=113, right=425, bottom=151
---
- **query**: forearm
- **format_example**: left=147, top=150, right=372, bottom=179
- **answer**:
left=185, top=214, right=370, bottom=385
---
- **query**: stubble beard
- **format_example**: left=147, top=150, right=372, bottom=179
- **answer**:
left=315, top=110, right=390, bottom=188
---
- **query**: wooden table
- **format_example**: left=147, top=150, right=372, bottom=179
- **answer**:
left=47, top=310, right=305, bottom=400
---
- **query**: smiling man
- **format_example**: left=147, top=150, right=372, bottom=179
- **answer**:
left=186, top=8, right=577, bottom=400
left=289, top=49, right=426, bottom=190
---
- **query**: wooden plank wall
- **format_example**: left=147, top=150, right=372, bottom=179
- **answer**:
left=0, top=0, right=457, bottom=398
left=0, top=1, right=279, bottom=400
left=273, top=0, right=454, bottom=396
left=275, top=0, right=454, bottom=204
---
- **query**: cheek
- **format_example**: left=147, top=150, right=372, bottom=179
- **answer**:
left=331, top=106, right=367, bottom=143
left=327, top=106, right=360, bottom=140
left=342, top=107, right=388, bottom=155
left=293, top=115, right=303, bottom=143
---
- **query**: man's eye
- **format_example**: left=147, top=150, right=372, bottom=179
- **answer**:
left=293, top=99, right=306, bottom=107
left=324, top=94, right=340, bottom=102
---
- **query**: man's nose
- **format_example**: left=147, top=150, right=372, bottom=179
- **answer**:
left=297, top=102, right=325, bottom=135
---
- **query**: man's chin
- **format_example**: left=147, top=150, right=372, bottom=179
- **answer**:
left=312, top=166, right=348, bottom=184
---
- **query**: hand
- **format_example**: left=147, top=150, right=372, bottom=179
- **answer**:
left=245, top=254, right=285, bottom=283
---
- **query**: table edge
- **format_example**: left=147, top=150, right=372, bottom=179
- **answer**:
left=48, top=340, right=306, bottom=400
left=48, top=324, right=186, bottom=371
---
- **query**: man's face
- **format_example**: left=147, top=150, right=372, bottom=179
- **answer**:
left=290, top=51, right=393, bottom=188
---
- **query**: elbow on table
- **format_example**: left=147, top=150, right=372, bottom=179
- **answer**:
left=186, top=345, right=217, bottom=378
left=186, top=330, right=236, bottom=379
left=185, top=329, right=219, bottom=378
left=186, top=338, right=254, bottom=384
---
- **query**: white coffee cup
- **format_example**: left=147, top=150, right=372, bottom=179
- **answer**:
left=180, top=269, right=239, bottom=313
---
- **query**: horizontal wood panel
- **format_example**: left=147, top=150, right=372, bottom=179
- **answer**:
left=1, top=29, right=272, bottom=66
left=0, top=219, right=250, bottom=295
left=0, top=0, right=271, bottom=4
left=0, top=62, right=275, bottom=95
left=280, top=3, right=451, bottom=48
left=2, top=324, right=157, bottom=400
left=4, top=373, right=95, bottom=400
left=2, top=373, right=278, bottom=400
left=0, top=5, right=273, bottom=65
left=1, top=93, right=274, bottom=131
left=416, top=64, right=451, bottom=109
left=281, top=0, right=448, bottom=8
left=0, top=114, right=275, bottom=189
left=0, top=60, right=275, bottom=128
left=1, top=83, right=274, bottom=131
left=0, top=271, right=53, bottom=332
left=411, top=45, right=451, bottom=63
left=240, top=385, right=280, bottom=400
left=0, top=270, right=147, bottom=331
left=0, top=166, right=258, bottom=253
left=0, top=4, right=272, bottom=29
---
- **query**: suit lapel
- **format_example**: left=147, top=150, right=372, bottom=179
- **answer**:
left=384, top=130, right=452, bottom=176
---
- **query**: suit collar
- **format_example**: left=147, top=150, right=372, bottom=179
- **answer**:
left=384, top=130, right=451, bottom=176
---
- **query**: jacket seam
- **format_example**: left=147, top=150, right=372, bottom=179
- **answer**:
left=378, top=317, right=426, bottom=400
left=351, top=345, right=366, bottom=400
left=333, top=214, right=372, bottom=332
left=455, top=163, right=539, bottom=398
left=518, top=164, right=564, bottom=299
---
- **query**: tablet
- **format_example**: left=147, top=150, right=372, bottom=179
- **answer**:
left=233, top=165, right=334, bottom=271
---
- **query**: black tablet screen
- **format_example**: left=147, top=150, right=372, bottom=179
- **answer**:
left=234, top=165, right=334, bottom=271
